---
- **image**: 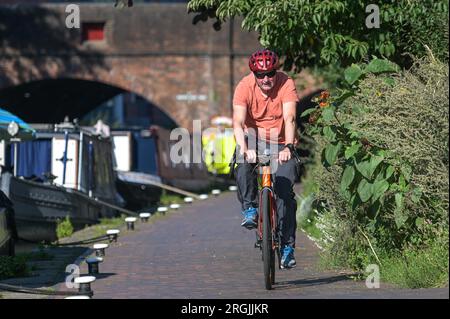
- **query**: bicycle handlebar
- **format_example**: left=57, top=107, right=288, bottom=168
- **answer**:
left=229, top=146, right=302, bottom=178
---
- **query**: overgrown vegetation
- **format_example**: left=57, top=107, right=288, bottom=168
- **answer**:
left=188, top=0, right=448, bottom=70
left=0, top=255, right=30, bottom=280
left=159, top=191, right=184, bottom=206
left=92, top=215, right=126, bottom=237
left=56, top=216, right=74, bottom=240
left=299, top=55, right=449, bottom=288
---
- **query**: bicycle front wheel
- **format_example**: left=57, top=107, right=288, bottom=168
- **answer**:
left=261, top=188, right=274, bottom=290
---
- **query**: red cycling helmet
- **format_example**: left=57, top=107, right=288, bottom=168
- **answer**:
left=248, top=49, right=279, bottom=72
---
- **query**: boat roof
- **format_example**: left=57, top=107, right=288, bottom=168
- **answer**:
left=0, top=107, right=36, bottom=141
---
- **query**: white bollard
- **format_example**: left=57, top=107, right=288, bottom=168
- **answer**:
left=157, top=207, right=168, bottom=214
left=139, top=212, right=151, bottom=222
left=211, top=189, right=221, bottom=196
left=64, top=296, right=91, bottom=299
left=106, top=229, right=120, bottom=243
left=184, top=197, right=193, bottom=204
left=170, top=203, right=181, bottom=210
left=74, top=276, right=96, bottom=296
left=125, top=217, right=137, bottom=230
left=93, top=243, right=108, bottom=257
left=86, top=256, right=103, bottom=275
left=228, top=185, right=238, bottom=191
left=199, top=194, right=209, bottom=200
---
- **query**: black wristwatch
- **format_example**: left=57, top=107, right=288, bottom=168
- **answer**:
left=284, top=143, right=295, bottom=153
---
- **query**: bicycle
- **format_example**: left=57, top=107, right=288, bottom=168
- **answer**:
left=229, top=145, right=301, bottom=290
left=253, top=149, right=282, bottom=290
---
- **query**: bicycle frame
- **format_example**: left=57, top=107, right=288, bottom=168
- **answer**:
left=256, top=163, right=280, bottom=253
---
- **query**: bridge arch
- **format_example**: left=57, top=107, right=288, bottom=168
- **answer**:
left=0, top=77, right=178, bottom=129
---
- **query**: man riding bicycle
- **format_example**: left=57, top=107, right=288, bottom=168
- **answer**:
left=232, top=49, right=299, bottom=269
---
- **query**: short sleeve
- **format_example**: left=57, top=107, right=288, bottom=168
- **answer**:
left=233, top=79, right=249, bottom=107
left=281, top=78, right=299, bottom=104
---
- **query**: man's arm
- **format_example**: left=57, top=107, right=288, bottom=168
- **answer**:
left=233, top=104, right=248, bottom=155
left=283, top=101, right=297, bottom=145
left=278, top=101, right=297, bottom=162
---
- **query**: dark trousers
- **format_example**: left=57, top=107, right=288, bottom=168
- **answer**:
left=235, top=142, right=297, bottom=247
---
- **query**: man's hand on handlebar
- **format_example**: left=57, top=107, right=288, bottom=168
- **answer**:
left=244, top=149, right=257, bottom=163
left=278, top=148, right=292, bottom=163
left=240, top=144, right=296, bottom=164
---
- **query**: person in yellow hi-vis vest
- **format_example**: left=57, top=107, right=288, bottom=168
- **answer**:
left=202, top=116, right=236, bottom=175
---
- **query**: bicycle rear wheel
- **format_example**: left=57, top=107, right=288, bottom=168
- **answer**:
left=261, top=188, right=274, bottom=290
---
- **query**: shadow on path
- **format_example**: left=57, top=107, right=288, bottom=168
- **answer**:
left=274, top=273, right=357, bottom=290
left=92, top=273, right=117, bottom=280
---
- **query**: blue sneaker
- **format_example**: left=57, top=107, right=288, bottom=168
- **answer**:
left=280, top=245, right=296, bottom=269
left=241, top=207, right=258, bottom=229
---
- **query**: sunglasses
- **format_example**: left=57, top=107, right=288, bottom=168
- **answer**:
left=254, top=70, right=276, bottom=79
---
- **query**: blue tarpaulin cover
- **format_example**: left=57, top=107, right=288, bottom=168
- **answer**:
left=13, top=140, right=52, bottom=180
left=0, top=107, right=35, bottom=141
left=133, top=132, right=158, bottom=175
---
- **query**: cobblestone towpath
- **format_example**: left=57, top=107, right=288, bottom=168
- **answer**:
left=58, top=189, right=449, bottom=299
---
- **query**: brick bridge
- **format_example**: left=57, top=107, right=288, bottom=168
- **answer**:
left=0, top=2, right=265, bottom=130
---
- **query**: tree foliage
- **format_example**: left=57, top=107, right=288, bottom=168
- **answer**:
left=188, top=0, right=449, bottom=70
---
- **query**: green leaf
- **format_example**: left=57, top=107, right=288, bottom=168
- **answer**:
left=394, top=193, right=407, bottom=228
left=321, top=105, right=335, bottom=122
left=374, top=170, right=385, bottom=182
left=339, top=187, right=352, bottom=201
left=399, top=174, right=407, bottom=190
left=365, top=58, right=399, bottom=74
left=322, top=126, right=336, bottom=141
left=341, top=166, right=356, bottom=190
left=301, top=108, right=317, bottom=117
left=321, top=148, right=330, bottom=167
left=395, top=192, right=403, bottom=210
left=357, top=179, right=372, bottom=203
left=355, top=155, right=383, bottom=180
left=355, top=160, right=372, bottom=179
left=383, top=77, right=396, bottom=87
left=333, top=90, right=355, bottom=104
left=400, top=164, right=412, bottom=182
left=344, top=143, right=360, bottom=159
left=411, top=187, right=423, bottom=203
left=384, top=165, right=395, bottom=179
left=370, top=155, right=384, bottom=171
left=324, top=141, right=342, bottom=166
left=344, top=64, right=364, bottom=85
left=308, top=126, right=320, bottom=135
left=371, top=179, right=389, bottom=202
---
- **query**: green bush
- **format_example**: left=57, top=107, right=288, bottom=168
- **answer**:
left=302, top=55, right=449, bottom=287
left=0, top=255, right=29, bottom=280
left=56, top=216, right=74, bottom=240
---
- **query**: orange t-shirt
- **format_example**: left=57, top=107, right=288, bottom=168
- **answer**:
left=233, top=72, right=299, bottom=144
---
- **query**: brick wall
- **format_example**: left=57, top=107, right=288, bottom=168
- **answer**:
left=0, top=3, right=260, bottom=129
